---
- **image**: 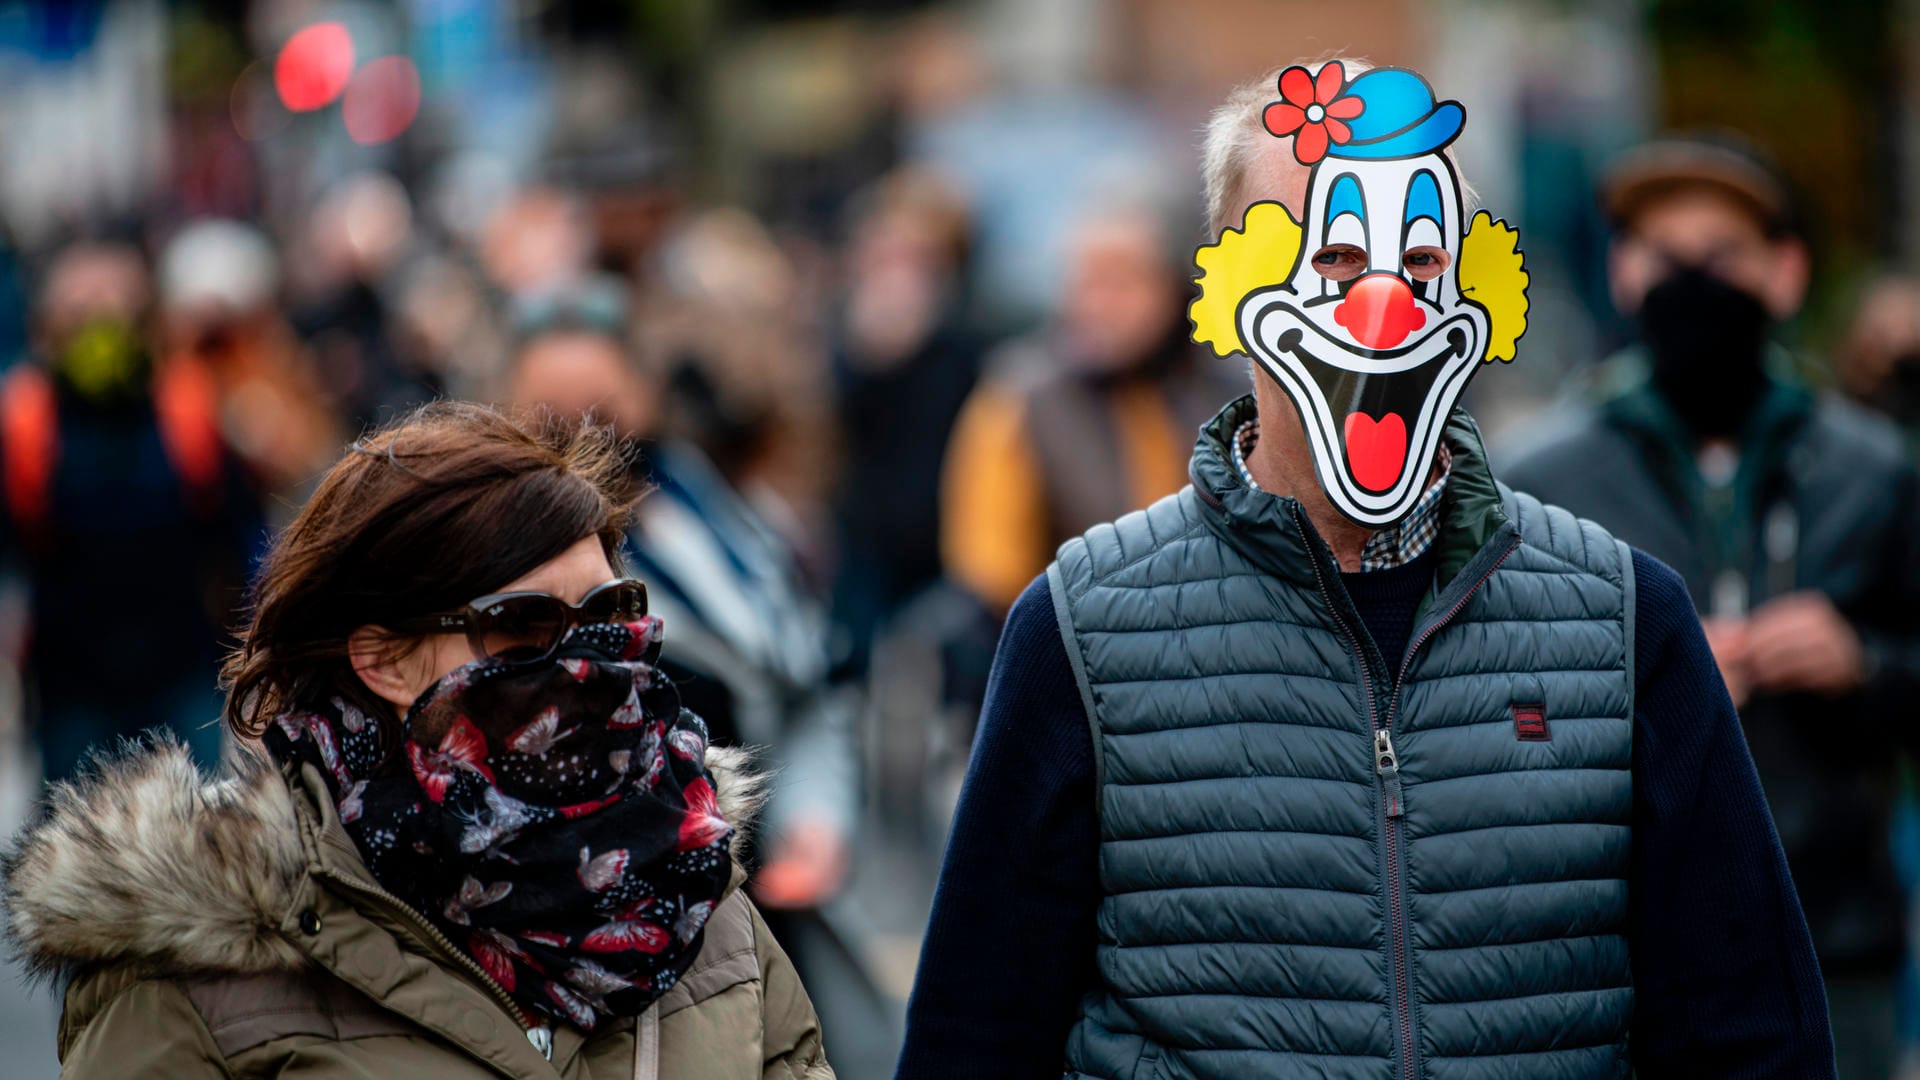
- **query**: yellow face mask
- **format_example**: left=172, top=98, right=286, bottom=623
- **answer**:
left=53, top=319, right=150, bottom=402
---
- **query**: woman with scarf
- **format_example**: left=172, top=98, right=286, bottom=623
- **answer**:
left=0, top=402, right=834, bottom=1079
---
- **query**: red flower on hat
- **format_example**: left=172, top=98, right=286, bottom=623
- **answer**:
left=1263, top=62, right=1364, bottom=166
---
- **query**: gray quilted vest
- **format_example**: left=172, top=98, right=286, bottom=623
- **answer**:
left=1050, top=396, right=1635, bottom=1080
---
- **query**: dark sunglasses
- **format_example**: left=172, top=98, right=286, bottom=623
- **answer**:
left=392, top=578, right=650, bottom=663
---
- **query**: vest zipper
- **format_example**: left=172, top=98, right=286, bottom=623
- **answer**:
left=1375, top=730, right=1404, bottom=818
left=1377, top=535, right=1521, bottom=1080
left=317, top=870, right=545, bottom=1045
left=1288, top=505, right=1403, bottom=1074
left=1292, top=503, right=1520, bottom=1080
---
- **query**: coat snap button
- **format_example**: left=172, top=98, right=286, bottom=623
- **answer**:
left=299, top=910, right=322, bottom=935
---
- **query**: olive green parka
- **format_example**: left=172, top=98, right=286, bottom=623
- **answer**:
left=2, top=740, right=833, bottom=1079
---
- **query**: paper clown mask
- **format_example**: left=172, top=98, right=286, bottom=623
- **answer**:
left=1191, top=62, right=1529, bottom=527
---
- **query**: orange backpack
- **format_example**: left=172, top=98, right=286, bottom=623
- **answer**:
left=0, top=358, right=224, bottom=538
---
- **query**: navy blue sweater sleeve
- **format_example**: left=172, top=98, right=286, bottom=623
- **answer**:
left=1625, top=548, right=1834, bottom=1078
left=895, top=574, right=1099, bottom=1080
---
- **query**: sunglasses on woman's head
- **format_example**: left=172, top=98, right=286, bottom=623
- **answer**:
left=392, top=578, right=650, bottom=663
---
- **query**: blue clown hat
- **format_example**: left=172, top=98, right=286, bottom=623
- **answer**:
left=1328, top=68, right=1464, bottom=161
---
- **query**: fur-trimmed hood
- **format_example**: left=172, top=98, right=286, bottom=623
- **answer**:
left=1, top=738, right=768, bottom=982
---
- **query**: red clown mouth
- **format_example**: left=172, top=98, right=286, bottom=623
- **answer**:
left=1343, top=411, right=1407, bottom=493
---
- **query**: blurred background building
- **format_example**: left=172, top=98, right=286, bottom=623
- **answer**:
left=1, top=0, right=1919, bottom=1077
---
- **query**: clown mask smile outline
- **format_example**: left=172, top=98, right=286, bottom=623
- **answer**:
left=1239, top=286, right=1489, bottom=522
left=1253, top=291, right=1484, bottom=373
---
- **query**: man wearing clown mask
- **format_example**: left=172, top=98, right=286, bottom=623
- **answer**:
left=897, top=61, right=1832, bottom=1080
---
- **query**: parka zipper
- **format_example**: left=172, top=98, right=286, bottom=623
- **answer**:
left=318, top=870, right=553, bottom=1058
left=1291, top=503, right=1519, bottom=1080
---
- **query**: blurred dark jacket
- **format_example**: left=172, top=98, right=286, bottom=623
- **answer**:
left=1504, top=357, right=1920, bottom=975
left=830, top=324, right=982, bottom=655
left=0, top=354, right=259, bottom=713
left=941, top=336, right=1244, bottom=611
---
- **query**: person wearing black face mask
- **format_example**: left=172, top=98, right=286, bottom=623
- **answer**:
left=1638, top=264, right=1776, bottom=439
left=1505, top=137, right=1920, bottom=1078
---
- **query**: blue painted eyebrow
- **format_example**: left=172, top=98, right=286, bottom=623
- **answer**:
left=1404, top=171, right=1442, bottom=227
left=1325, top=174, right=1365, bottom=227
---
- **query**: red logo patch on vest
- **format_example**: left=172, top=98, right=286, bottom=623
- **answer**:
left=1512, top=703, right=1549, bottom=742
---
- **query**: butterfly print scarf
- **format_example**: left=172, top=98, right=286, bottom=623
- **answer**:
left=263, top=617, right=734, bottom=1032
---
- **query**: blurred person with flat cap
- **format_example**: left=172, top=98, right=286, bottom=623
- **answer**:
left=1506, top=135, right=1920, bottom=1075
left=901, top=62, right=1829, bottom=1080
left=0, top=238, right=262, bottom=783
left=938, top=201, right=1245, bottom=615
left=500, top=283, right=877, bottom=1065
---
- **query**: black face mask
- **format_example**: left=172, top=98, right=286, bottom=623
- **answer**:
left=1638, top=267, right=1773, bottom=439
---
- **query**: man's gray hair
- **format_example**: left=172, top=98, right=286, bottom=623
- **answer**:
left=1201, top=58, right=1372, bottom=236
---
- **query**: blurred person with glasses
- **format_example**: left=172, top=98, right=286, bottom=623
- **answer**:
left=2, top=401, right=833, bottom=1078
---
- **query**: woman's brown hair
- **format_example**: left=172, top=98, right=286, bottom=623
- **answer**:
left=223, top=401, right=638, bottom=764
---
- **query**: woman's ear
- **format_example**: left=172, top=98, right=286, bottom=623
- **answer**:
left=348, top=626, right=425, bottom=715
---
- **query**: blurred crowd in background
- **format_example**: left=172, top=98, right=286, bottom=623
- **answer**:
left=4, top=0, right=1920, bottom=1077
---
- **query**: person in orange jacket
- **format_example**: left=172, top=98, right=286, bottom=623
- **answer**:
left=941, top=205, right=1243, bottom=612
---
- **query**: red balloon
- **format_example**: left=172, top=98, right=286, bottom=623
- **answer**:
left=343, top=56, right=422, bottom=145
left=274, top=23, right=354, bottom=113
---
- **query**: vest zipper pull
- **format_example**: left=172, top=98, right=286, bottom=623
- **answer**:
left=527, top=1025, right=553, bottom=1059
left=1375, top=729, right=1405, bottom=818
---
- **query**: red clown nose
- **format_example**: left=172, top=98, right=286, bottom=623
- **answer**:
left=1334, top=272, right=1426, bottom=350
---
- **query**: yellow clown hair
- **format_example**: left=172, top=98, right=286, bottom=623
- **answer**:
left=1458, top=210, right=1528, bottom=363
left=1189, top=201, right=1302, bottom=358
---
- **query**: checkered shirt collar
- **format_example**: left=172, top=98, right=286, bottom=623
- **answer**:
left=1230, top=418, right=1452, bottom=573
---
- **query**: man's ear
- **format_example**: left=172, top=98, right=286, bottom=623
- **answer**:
left=1764, top=237, right=1811, bottom=319
left=348, top=626, right=421, bottom=714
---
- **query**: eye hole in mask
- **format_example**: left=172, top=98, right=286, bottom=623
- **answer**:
left=1312, top=244, right=1368, bottom=283
left=1401, top=246, right=1450, bottom=282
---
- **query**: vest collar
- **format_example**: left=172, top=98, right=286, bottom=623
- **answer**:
left=1189, top=395, right=1512, bottom=595
left=1188, top=395, right=1320, bottom=588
